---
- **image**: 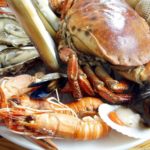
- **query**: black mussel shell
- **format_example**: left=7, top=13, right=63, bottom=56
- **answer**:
left=30, top=84, right=50, bottom=99
left=29, top=73, right=67, bottom=99
left=29, top=73, right=67, bottom=87
left=130, top=84, right=150, bottom=126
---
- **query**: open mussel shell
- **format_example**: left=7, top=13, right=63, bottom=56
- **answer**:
left=0, top=46, right=39, bottom=76
left=29, top=73, right=67, bottom=99
left=0, top=14, right=31, bottom=47
left=130, top=84, right=150, bottom=126
left=29, top=72, right=67, bottom=87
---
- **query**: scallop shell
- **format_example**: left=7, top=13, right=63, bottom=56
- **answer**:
left=135, top=0, right=150, bottom=24
left=98, top=104, right=150, bottom=139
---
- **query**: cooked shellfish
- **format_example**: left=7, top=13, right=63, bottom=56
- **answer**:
left=0, top=14, right=31, bottom=47
left=0, top=46, right=39, bottom=75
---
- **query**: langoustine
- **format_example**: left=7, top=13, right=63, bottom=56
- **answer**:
left=0, top=74, right=110, bottom=141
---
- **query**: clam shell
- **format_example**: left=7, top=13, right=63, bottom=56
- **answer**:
left=135, top=0, right=150, bottom=24
left=98, top=104, right=150, bottom=139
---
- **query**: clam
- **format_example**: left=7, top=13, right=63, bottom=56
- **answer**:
left=0, top=46, right=39, bottom=75
left=0, top=14, right=31, bottom=47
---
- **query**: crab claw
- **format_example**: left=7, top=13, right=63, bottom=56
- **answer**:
left=95, top=65, right=129, bottom=93
left=83, top=65, right=131, bottom=104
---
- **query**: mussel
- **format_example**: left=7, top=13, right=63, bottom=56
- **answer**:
left=29, top=72, right=67, bottom=99
left=130, top=84, right=150, bottom=126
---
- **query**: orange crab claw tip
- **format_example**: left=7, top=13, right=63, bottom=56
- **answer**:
left=109, top=111, right=125, bottom=126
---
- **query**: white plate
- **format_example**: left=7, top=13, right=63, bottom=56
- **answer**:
left=0, top=126, right=147, bottom=150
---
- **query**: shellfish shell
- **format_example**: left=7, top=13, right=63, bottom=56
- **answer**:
left=98, top=104, right=150, bottom=139
left=135, top=0, right=150, bottom=24
left=0, top=46, right=39, bottom=76
left=0, top=14, right=31, bottom=47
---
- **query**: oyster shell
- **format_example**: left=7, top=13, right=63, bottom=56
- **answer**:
left=0, top=14, right=31, bottom=47
left=0, top=46, right=39, bottom=75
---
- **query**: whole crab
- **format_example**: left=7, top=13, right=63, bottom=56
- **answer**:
left=7, top=0, right=150, bottom=104
left=49, top=0, right=150, bottom=102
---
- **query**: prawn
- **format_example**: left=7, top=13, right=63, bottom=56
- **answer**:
left=0, top=107, right=110, bottom=140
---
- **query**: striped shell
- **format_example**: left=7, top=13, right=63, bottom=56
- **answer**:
left=135, top=0, right=150, bottom=25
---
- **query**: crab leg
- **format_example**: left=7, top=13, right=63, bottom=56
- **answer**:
left=95, top=65, right=129, bottom=93
left=78, top=68, right=95, bottom=96
left=115, top=61, right=150, bottom=84
left=60, top=48, right=94, bottom=98
left=67, top=53, right=82, bottom=98
left=83, top=65, right=131, bottom=104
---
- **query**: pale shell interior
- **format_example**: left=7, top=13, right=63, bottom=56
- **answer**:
left=98, top=104, right=150, bottom=139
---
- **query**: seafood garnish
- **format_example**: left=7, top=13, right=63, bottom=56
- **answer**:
left=0, top=14, right=31, bottom=47
left=99, top=104, right=150, bottom=139
left=0, top=46, right=39, bottom=75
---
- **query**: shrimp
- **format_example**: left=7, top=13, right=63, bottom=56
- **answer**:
left=0, top=74, right=36, bottom=100
left=0, top=107, right=110, bottom=140
left=0, top=74, right=111, bottom=140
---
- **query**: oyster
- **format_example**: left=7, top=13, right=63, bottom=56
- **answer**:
left=0, top=46, right=39, bottom=75
left=0, top=14, right=31, bottom=47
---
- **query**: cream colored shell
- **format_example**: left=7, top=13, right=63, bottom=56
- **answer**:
left=126, top=0, right=140, bottom=8
left=135, top=0, right=150, bottom=25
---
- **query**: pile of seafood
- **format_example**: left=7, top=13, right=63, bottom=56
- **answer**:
left=0, top=0, right=150, bottom=149
left=0, top=6, right=40, bottom=76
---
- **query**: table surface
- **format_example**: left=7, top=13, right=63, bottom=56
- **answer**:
left=0, top=138, right=150, bottom=150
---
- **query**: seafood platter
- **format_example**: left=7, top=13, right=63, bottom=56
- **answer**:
left=0, top=0, right=150, bottom=149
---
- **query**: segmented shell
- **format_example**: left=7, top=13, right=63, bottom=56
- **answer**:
left=0, top=46, right=39, bottom=76
left=135, top=0, right=150, bottom=25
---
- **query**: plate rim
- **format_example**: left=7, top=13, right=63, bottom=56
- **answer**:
left=0, top=126, right=148, bottom=150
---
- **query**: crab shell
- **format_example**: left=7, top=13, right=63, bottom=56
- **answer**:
left=61, top=0, right=150, bottom=67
